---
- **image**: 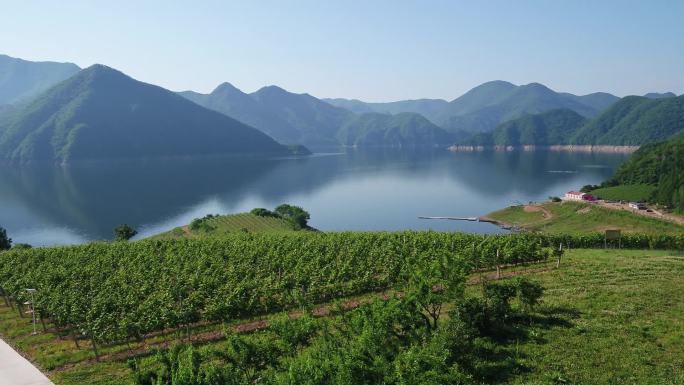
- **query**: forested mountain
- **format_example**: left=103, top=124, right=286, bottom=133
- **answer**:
left=180, top=84, right=353, bottom=147
left=465, top=109, right=587, bottom=146
left=181, top=84, right=459, bottom=148
left=571, top=95, right=684, bottom=145
left=336, top=112, right=454, bottom=147
left=559, top=92, right=620, bottom=112
left=324, top=98, right=449, bottom=122
left=326, top=81, right=619, bottom=135
left=0, top=54, right=80, bottom=105
left=0, top=65, right=295, bottom=162
left=458, top=93, right=684, bottom=148
left=439, top=82, right=602, bottom=134
left=643, top=92, right=677, bottom=99
left=606, top=134, right=684, bottom=212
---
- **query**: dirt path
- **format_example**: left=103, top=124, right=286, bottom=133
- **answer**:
left=523, top=204, right=553, bottom=220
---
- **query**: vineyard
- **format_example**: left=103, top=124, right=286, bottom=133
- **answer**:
left=1, top=231, right=683, bottom=351
left=1, top=231, right=684, bottom=384
left=152, top=213, right=298, bottom=239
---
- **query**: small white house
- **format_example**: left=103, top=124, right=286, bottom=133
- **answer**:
left=565, top=191, right=585, bottom=201
left=565, top=191, right=596, bottom=202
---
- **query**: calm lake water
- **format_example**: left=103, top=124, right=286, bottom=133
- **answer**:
left=0, top=149, right=630, bottom=246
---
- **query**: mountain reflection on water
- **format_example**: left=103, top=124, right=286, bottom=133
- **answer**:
left=0, top=149, right=629, bottom=246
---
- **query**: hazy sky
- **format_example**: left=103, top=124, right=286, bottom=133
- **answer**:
left=2, top=0, right=682, bottom=101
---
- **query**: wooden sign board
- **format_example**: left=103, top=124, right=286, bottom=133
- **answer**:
left=605, top=229, right=621, bottom=240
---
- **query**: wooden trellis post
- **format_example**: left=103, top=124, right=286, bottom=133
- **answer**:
left=496, top=249, right=501, bottom=279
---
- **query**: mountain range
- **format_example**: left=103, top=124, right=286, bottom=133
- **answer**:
left=326, top=81, right=624, bottom=134
left=327, top=82, right=679, bottom=137
left=1, top=53, right=681, bottom=161
left=179, top=84, right=454, bottom=148
left=461, top=94, right=684, bottom=148
left=180, top=83, right=354, bottom=147
left=0, top=65, right=296, bottom=162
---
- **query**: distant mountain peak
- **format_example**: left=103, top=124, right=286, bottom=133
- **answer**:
left=478, top=80, right=516, bottom=88
left=210, top=82, right=245, bottom=96
left=519, top=82, right=554, bottom=92
left=78, top=64, right=131, bottom=82
left=255, top=85, right=289, bottom=94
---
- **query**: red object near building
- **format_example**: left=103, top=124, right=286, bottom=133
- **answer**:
left=564, top=191, right=596, bottom=202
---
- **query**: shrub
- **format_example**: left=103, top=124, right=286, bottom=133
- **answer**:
left=114, top=224, right=137, bottom=241
left=250, top=208, right=279, bottom=218
left=515, top=278, right=544, bottom=310
left=274, top=204, right=310, bottom=230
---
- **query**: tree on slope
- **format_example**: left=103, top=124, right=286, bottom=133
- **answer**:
left=114, top=224, right=138, bottom=241
left=0, top=227, right=11, bottom=250
left=274, top=204, right=311, bottom=230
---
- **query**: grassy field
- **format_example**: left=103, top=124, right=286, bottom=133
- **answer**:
left=485, top=201, right=684, bottom=234
left=1, top=248, right=683, bottom=384
left=151, top=213, right=298, bottom=239
left=504, top=249, right=684, bottom=384
left=590, top=184, right=656, bottom=202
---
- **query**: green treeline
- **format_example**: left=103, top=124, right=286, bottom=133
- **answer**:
left=602, top=135, right=684, bottom=212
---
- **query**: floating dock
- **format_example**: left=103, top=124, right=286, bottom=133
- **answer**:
left=418, top=216, right=479, bottom=221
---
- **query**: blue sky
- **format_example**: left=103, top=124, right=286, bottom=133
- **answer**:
left=2, top=0, right=682, bottom=101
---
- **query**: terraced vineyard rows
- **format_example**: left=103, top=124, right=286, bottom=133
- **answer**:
left=207, top=213, right=295, bottom=232
left=0, top=231, right=682, bottom=350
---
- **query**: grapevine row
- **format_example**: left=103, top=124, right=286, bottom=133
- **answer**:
left=0, top=231, right=681, bottom=346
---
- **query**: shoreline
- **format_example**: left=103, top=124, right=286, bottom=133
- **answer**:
left=448, top=145, right=640, bottom=154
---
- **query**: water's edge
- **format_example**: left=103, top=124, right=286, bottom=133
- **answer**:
left=448, top=145, right=640, bottom=153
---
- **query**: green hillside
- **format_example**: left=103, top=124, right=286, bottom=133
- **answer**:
left=485, top=201, right=684, bottom=234
left=589, top=184, right=656, bottom=202
left=0, top=54, right=80, bottom=105
left=459, top=94, right=684, bottom=148
left=336, top=112, right=454, bottom=147
left=466, top=108, right=587, bottom=146
left=604, top=134, right=684, bottom=212
left=0, top=65, right=296, bottom=162
left=571, top=95, right=684, bottom=145
left=153, top=213, right=299, bottom=239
